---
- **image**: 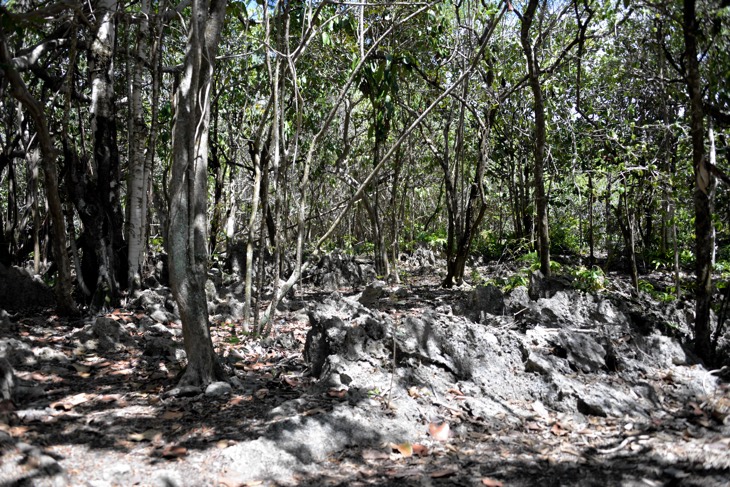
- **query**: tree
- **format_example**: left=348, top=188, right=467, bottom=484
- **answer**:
left=167, top=0, right=228, bottom=388
left=518, top=0, right=551, bottom=276
left=683, top=0, right=716, bottom=362
left=0, top=20, right=77, bottom=315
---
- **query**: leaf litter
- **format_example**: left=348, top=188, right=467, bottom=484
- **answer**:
left=0, top=270, right=728, bottom=486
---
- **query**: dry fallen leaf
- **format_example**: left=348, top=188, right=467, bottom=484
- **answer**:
left=128, top=429, right=162, bottom=442
left=362, top=448, right=390, bottom=461
left=429, top=422, right=450, bottom=441
left=160, top=445, right=187, bottom=458
left=532, top=400, right=550, bottom=420
left=229, top=395, right=253, bottom=405
left=391, top=441, right=413, bottom=458
left=301, top=407, right=326, bottom=416
left=550, top=422, right=568, bottom=436
left=9, top=426, right=29, bottom=436
left=327, top=388, right=348, bottom=399
left=412, top=443, right=429, bottom=457
left=430, top=467, right=457, bottom=478
left=254, top=388, right=269, bottom=399
left=162, top=410, right=184, bottom=420
left=50, top=393, right=91, bottom=411
left=481, top=478, right=504, bottom=486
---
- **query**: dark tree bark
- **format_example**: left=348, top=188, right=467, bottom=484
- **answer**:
left=0, top=34, right=76, bottom=315
left=684, top=0, right=716, bottom=362
left=520, top=0, right=551, bottom=277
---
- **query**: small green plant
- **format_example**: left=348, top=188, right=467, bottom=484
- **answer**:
left=572, top=265, right=606, bottom=291
left=680, top=249, right=695, bottom=266
left=638, top=280, right=654, bottom=293
left=504, top=273, right=529, bottom=292
left=470, top=268, right=487, bottom=286
left=519, top=251, right=540, bottom=270
left=367, top=387, right=382, bottom=398
left=656, top=291, right=676, bottom=303
left=359, top=241, right=375, bottom=254
left=417, top=229, right=447, bottom=249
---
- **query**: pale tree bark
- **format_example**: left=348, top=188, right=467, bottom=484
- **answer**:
left=168, top=0, right=228, bottom=387
left=0, top=34, right=77, bottom=315
left=127, top=0, right=153, bottom=291
left=684, top=0, right=716, bottom=362
left=75, top=0, right=126, bottom=310
left=519, top=0, right=551, bottom=277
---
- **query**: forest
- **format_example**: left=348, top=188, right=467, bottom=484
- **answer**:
left=0, top=0, right=729, bottom=485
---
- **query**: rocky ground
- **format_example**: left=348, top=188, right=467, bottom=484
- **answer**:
left=0, top=251, right=729, bottom=486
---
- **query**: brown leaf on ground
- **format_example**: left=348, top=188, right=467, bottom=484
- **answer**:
left=162, top=410, right=184, bottom=420
left=50, top=393, right=91, bottom=410
left=430, top=467, right=458, bottom=478
left=128, top=429, right=162, bottom=442
left=481, top=478, right=504, bottom=486
left=551, top=422, right=568, bottom=436
left=160, top=445, right=187, bottom=458
left=362, top=448, right=390, bottom=461
left=229, top=395, right=253, bottom=405
left=391, top=442, right=413, bottom=457
left=429, top=422, right=450, bottom=441
left=412, top=443, right=429, bottom=456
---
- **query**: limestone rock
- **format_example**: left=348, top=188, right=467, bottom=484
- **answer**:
left=358, top=280, right=386, bottom=308
left=205, top=381, right=232, bottom=397
left=0, top=263, right=55, bottom=312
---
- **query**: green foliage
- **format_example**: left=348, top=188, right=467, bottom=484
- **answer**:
left=473, top=230, right=507, bottom=261
left=550, top=215, right=582, bottom=254
left=571, top=265, right=606, bottom=291
left=505, top=274, right=529, bottom=292
left=150, top=235, right=165, bottom=253
left=417, top=229, right=447, bottom=250
left=470, top=268, right=487, bottom=286
left=638, top=279, right=676, bottom=302
left=680, top=249, right=695, bottom=267
left=519, top=251, right=541, bottom=271
left=638, top=279, right=654, bottom=293
left=359, top=241, right=376, bottom=255
left=715, top=260, right=730, bottom=290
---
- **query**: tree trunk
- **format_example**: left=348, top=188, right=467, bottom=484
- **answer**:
left=168, top=0, right=228, bottom=388
left=684, top=0, right=716, bottom=362
left=84, top=0, right=126, bottom=309
left=0, top=35, right=77, bottom=315
left=520, top=0, right=551, bottom=277
left=127, top=0, right=153, bottom=291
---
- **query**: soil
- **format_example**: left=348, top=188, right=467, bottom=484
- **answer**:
left=0, top=257, right=729, bottom=487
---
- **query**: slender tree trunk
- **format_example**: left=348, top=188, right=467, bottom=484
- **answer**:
left=168, top=0, right=228, bottom=388
left=684, top=0, right=716, bottom=362
left=0, top=35, right=76, bottom=315
left=127, top=0, right=152, bottom=291
left=520, top=0, right=551, bottom=277
left=588, top=171, right=595, bottom=266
